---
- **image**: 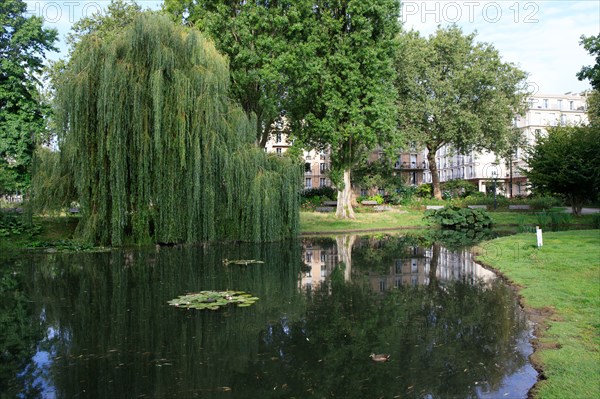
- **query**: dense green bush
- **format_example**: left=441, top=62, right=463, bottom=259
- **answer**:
left=301, top=187, right=338, bottom=210
left=357, top=194, right=385, bottom=204
left=527, top=196, right=562, bottom=210
left=0, top=213, right=41, bottom=238
left=415, top=183, right=432, bottom=198
left=424, top=206, right=493, bottom=230
left=302, top=187, right=338, bottom=200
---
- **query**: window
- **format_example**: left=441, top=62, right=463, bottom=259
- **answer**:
left=319, top=178, right=326, bottom=187
left=379, top=279, right=386, bottom=292
left=276, top=148, right=282, bottom=156
left=543, top=99, right=548, bottom=108
left=320, top=252, right=326, bottom=262
left=395, top=259, right=402, bottom=274
left=320, top=265, right=327, bottom=277
left=560, top=114, right=567, bottom=126
left=305, top=178, right=312, bottom=188
left=276, top=133, right=282, bottom=143
left=569, top=101, right=574, bottom=110
left=305, top=251, right=313, bottom=263
left=320, top=163, right=327, bottom=172
left=305, top=162, right=311, bottom=173
left=557, top=99, right=562, bottom=110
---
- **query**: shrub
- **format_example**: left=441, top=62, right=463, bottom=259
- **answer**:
left=302, top=187, right=337, bottom=200
left=528, top=196, right=562, bottom=210
left=415, top=183, right=432, bottom=198
left=0, top=212, right=41, bottom=238
left=424, top=205, right=493, bottom=230
left=441, top=179, right=478, bottom=199
left=370, top=194, right=385, bottom=204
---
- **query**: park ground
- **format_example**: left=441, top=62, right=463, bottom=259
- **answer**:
left=477, top=230, right=600, bottom=399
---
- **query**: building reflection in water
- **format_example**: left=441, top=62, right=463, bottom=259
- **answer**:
left=300, top=235, right=496, bottom=291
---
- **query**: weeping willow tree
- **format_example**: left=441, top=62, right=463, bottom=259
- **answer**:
left=47, top=14, right=301, bottom=245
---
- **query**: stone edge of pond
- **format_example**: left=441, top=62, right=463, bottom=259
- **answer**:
left=473, top=251, right=552, bottom=399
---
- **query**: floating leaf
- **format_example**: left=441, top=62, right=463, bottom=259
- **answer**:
left=168, top=290, right=259, bottom=310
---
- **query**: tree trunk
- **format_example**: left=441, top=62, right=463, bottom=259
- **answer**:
left=570, top=195, right=583, bottom=216
left=508, top=158, right=513, bottom=198
left=427, top=147, right=442, bottom=200
left=336, top=234, right=357, bottom=282
left=336, top=168, right=355, bottom=219
left=428, top=243, right=440, bottom=287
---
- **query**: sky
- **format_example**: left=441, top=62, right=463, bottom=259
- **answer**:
left=26, top=0, right=600, bottom=95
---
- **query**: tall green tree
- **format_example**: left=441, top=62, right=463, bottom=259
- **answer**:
left=395, top=27, right=528, bottom=199
left=286, top=0, right=401, bottom=218
left=46, top=14, right=300, bottom=245
left=577, top=33, right=600, bottom=125
left=164, top=0, right=298, bottom=147
left=526, top=125, right=600, bottom=216
left=0, top=0, right=57, bottom=194
left=577, top=34, right=600, bottom=90
left=66, top=0, right=142, bottom=52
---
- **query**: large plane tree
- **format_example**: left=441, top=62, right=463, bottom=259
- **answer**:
left=395, top=27, right=528, bottom=199
left=286, top=0, right=401, bottom=218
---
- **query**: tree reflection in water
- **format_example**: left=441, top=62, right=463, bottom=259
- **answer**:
left=5, top=233, right=536, bottom=398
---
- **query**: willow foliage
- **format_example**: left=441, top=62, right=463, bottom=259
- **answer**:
left=51, top=14, right=300, bottom=245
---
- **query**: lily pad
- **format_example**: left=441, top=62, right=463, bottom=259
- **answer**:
left=168, top=290, right=259, bottom=310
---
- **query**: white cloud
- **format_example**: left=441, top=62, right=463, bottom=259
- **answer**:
left=402, top=0, right=599, bottom=94
left=25, top=1, right=599, bottom=94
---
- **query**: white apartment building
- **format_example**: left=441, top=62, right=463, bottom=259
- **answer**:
left=264, top=131, right=333, bottom=190
left=423, top=92, right=590, bottom=197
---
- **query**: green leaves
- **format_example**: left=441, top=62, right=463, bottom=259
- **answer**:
left=46, top=13, right=301, bottom=245
left=395, top=26, right=528, bottom=199
left=526, top=125, right=600, bottom=215
left=577, top=34, right=600, bottom=90
left=0, top=0, right=57, bottom=193
left=424, top=206, right=493, bottom=230
left=168, top=291, right=260, bottom=310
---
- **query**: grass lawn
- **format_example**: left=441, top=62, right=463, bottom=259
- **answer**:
left=300, top=208, right=597, bottom=234
left=300, top=209, right=426, bottom=233
left=476, top=230, right=600, bottom=399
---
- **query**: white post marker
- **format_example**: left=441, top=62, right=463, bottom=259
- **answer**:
left=536, top=226, right=543, bottom=248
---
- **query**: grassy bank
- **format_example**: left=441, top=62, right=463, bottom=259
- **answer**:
left=300, top=208, right=597, bottom=234
left=477, top=230, right=600, bottom=399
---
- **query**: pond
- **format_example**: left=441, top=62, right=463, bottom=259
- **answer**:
left=1, top=234, right=537, bottom=398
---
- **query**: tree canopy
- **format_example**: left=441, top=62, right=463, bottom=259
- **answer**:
left=165, top=0, right=298, bottom=147
left=43, top=13, right=300, bottom=245
left=0, top=0, right=57, bottom=194
left=286, top=0, right=401, bottom=218
left=66, top=0, right=142, bottom=52
left=395, top=26, right=528, bottom=199
left=577, top=34, right=600, bottom=90
left=526, top=125, right=600, bottom=216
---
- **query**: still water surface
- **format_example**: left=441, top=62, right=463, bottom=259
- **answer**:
left=2, top=234, right=537, bottom=398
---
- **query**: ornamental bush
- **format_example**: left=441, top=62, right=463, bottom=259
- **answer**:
left=424, top=205, right=493, bottom=230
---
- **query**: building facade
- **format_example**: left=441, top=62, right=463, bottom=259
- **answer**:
left=265, top=92, right=590, bottom=196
